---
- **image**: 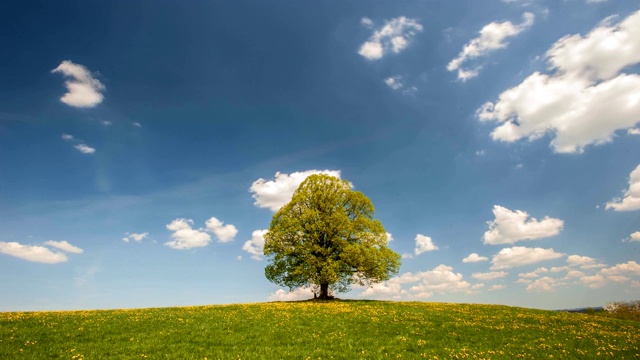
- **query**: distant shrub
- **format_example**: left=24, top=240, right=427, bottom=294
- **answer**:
left=602, top=300, right=640, bottom=322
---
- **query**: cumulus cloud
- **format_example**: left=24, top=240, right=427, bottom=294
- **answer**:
left=606, top=164, right=640, bottom=211
left=483, top=205, right=564, bottom=245
left=448, top=12, right=535, bottom=81
left=600, top=261, right=640, bottom=277
left=490, top=284, right=506, bottom=291
left=490, top=246, right=565, bottom=270
left=580, top=274, right=607, bottom=288
left=122, top=232, right=149, bottom=243
left=362, top=264, right=478, bottom=299
left=165, top=218, right=211, bottom=250
left=478, top=10, right=640, bottom=153
left=51, top=60, right=105, bottom=108
left=518, top=267, right=549, bottom=279
left=268, top=287, right=315, bottom=301
left=462, top=253, right=489, bottom=263
left=414, top=234, right=439, bottom=255
left=471, top=271, right=508, bottom=281
left=243, top=229, right=267, bottom=261
left=250, top=170, right=343, bottom=212
left=527, top=276, right=563, bottom=292
left=566, top=255, right=597, bottom=267
left=61, top=133, right=74, bottom=141
left=627, top=231, right=640, bottom=242
left=0, top=241, right=68, bottom=264
left=43, top=240, right=83, bottom=254
left=205, top=217, right=238, bottom=243
left=358, top=16, right=423, bottom=60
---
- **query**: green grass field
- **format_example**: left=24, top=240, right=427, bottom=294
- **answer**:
left=1, top=300, right=638, bottom=359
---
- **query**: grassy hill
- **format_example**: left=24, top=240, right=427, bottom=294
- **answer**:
left=1, top=300, right=638, bottom=359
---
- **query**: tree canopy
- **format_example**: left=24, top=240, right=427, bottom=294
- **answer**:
left=264, top=174, right=401, bottom=299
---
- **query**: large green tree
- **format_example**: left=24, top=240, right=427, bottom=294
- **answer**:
left=264, top=174, right=401, bottom=299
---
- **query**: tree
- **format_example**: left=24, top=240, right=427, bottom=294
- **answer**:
left=264, top=174, right=401, bottom=299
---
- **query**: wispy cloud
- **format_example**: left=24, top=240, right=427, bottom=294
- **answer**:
left=43, top=240, right=83, bottom=254
left=61, top=133, right=96, bottom=155
left=448, top=12, right=534, bottom=81
left=74, top=144, right=96, bottom=154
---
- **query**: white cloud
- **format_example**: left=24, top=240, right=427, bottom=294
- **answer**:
left=51, top=60, right=105, bottom=108
left=242, top=229, right=267, bottom=261
left=518, top=267, right=549, bottom=278
left=268, top=287, right=315, bottom=301
left=606, top=164, right=640, bottom=211
left=74, top=144, right=96, bottom=154
left=628, top=128, right=640, bottom=135
left=490, top=284, right=506, bottom=291
left=362, top=265, right=478, bottom=299
left=462, top=253, right=488, bottom=263
left=566, top=255, right=597, bottom=267
left=478, top=10, right=640, bottom=153
left=414, top=234, right=438, bottom=255
left=527, top=276, right=562, bottom=292
left=580, top=274, right=607, bottom=288
left=101, top=120, right=112, bottom=126
left=122, top=232, right=148, bottom=243
left=250, top=170, right=343, bottom=212
left=133, top=122, right=142, bottom=128
left=483, top=205, right=564, bottom=245
left=490, top=246, right=565, bottom=270
left=61, top=133, right=96, bottom=154
left=628, top=231, right=640, bottom=242
left=448, top=12, right=534, bottom=81
left=43, top=240, right=83, bottom=254
left=385, top=233, right=394, bottom=242
left=407, top=265, right=476, bottom=297
left=0, top=241, right=68, bottom=264
left=165, top=218, right=211, bottom=250
left=360, top=17, right=374, bottom=28
left=384, top=75, right=404, bottom=90
left=550, top=266, right=571, bottom=273
left=564, top=270, right=585, bottom=279
left=472, top=271, right=508, bottom=281
left=600, top=261, right=640, bottom=277
left=358, top=16, right=423, bottom=60
left=361, top=281, right=406, bottom=299
left=204, top=217, right=238, bottom=243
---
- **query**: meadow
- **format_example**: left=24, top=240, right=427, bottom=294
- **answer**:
left=1, top=300, right=638, bottom=359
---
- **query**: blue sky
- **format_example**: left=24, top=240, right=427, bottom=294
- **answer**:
left=1, top=0, right=639, bottom=311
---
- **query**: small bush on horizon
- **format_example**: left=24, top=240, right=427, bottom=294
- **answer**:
left=602, top=300, right=640, bottom=322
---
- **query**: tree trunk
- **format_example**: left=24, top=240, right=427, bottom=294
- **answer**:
left=319, top=283, right=330, bottom=299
